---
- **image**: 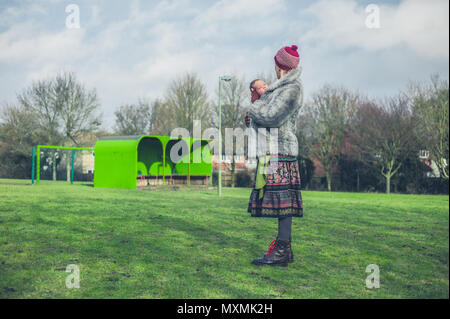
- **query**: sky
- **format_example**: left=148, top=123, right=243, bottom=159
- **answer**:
left=0, top=0, right=448, bottom=130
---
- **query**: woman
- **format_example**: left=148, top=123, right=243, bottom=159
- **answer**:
left=245, top=44, right=303, bottom=267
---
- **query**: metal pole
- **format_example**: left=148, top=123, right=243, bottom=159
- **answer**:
left=31, top=147, right=35, bottom=185
left=36, top=146, right=40, bottom=184
left=187, top=139, right=191, bottom=186
left=218, top=77, right=222, bottom=196
left=162, top=146, right=165, bottom=185
left=71, top=149, right=75, bottom=184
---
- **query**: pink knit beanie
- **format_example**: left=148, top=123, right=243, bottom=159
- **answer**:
left=274, top=45, right=300, bottom=71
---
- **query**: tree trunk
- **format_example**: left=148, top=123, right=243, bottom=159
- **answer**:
left=66, top=154, right=71, bottom=182
left=386, top=174, right=391, bottom=194
left=356, top=170, right=360, bottom=192
left=231, top=158, right=236, bottom=188
left=326, top=171, right=332, bottom=191
left=52, top=151, right=57, bottom=181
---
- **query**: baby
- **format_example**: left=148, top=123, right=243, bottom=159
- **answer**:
left=249, top=79, right=268, bottom=103
left=246, top=79, right=269, bottom=127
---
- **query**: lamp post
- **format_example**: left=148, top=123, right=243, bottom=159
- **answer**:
left=218, top=75, right=231, bottom=196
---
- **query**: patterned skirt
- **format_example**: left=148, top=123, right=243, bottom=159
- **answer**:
left=247, top=155, right=303, bottom=218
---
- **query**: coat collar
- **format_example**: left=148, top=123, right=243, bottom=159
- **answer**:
left=263, top=66, right=302, bottom=96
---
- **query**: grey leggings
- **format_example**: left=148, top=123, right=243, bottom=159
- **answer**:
left=277, top=216, right=292, bottom=241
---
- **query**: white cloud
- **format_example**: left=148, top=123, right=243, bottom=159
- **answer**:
left=301, top=0, right=449, bottom=59
left=0, top=2, right=48, bottom=27
left=196, top=0, right=285, bottom=23
left=193, top=0, right=288, bottom=40
left=0, top=22, right=88, bottom=65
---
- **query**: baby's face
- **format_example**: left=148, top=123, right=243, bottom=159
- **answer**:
left=253, top=80, right=268, bottom=96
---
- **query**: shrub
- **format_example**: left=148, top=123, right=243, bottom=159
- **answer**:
left=235, top=169, right=254, bottom=188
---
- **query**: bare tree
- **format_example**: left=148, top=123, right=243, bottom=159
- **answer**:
left=54, top=72, right=102, bottom=181
left=149, top=99, right=175, bottom=136
left=0, top=103, right=40, bottom=151
left=303, top=85, right=359, bottom=191
left=0, top=103, right=43, bottom=178
left=349, top=96, right=418, bottom=194
left=18, top=79, right=62, bottom=144
left=165, top=72, right=212, bottom=135
left=212, top=74, right=249, bottom=187
left=18, top=79, right=64, bottom=181
left=409, top=74, right=449, bottom=179
left=295, top=115, right=315, bottom=189
left=55, top=72, right=102, bottom=145
left=114, top=99, right=152, bottom=136
left=17, top=72, right=102, bottom=181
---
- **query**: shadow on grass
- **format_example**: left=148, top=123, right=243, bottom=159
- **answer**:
left=0, top=181, right=32, bottom=186
left=78, top=183, right=94, bottom=187
left=0, top=211, right=269, bottom=298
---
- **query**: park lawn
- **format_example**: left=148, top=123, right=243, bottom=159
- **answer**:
left=0, top=178, right=448, bottom=299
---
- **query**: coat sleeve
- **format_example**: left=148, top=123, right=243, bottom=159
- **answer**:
left=247, top=82, right=302, bottom=128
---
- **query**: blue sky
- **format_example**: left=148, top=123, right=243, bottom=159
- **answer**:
left=0, top=0, right=448, bottom=130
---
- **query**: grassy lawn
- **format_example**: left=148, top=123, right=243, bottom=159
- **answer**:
left=0, top=178, right=448, bottom=299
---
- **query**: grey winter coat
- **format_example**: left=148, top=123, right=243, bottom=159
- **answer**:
left=247, top=66, right=303, bottom=158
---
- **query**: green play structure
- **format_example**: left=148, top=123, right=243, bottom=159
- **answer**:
left=93, top=135, right=213, bottom=189
left=32, top=145, right=95, bottom=185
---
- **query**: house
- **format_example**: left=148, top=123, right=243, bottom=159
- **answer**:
left=80, top=152, right=94, bottom=174
left=418, top=150, right=447, bottom=178
left=211, top=154, right=249, bottom=172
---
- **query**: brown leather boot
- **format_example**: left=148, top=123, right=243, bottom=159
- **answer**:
left=287, top=236, right=294, bottom=263
left=275, top=236, right=293, bottom=263
left=251, top=239, right=290, bottom=267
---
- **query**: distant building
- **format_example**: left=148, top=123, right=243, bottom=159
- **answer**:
left=80, top=152, right=94, bottom=174
left=71, top=132, right=97, bottom=177
left=418, top=149, right=447, bottom=178
left=211, top=154, right=250, bottom=172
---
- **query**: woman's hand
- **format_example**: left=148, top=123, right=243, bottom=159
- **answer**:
left=245, top=112, right=250, bottom=127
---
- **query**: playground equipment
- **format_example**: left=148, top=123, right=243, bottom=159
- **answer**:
left=93, top=135, right=213, bottom=189
left=32, top=145, right=94, bottom=184
left=32, top=135, right=213, bottom=190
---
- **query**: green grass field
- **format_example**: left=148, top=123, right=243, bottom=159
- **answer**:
left=0, top=178, right=448, bottom=299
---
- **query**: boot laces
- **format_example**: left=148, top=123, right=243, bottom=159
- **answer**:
left=265, top=239, right=277, bottom=256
